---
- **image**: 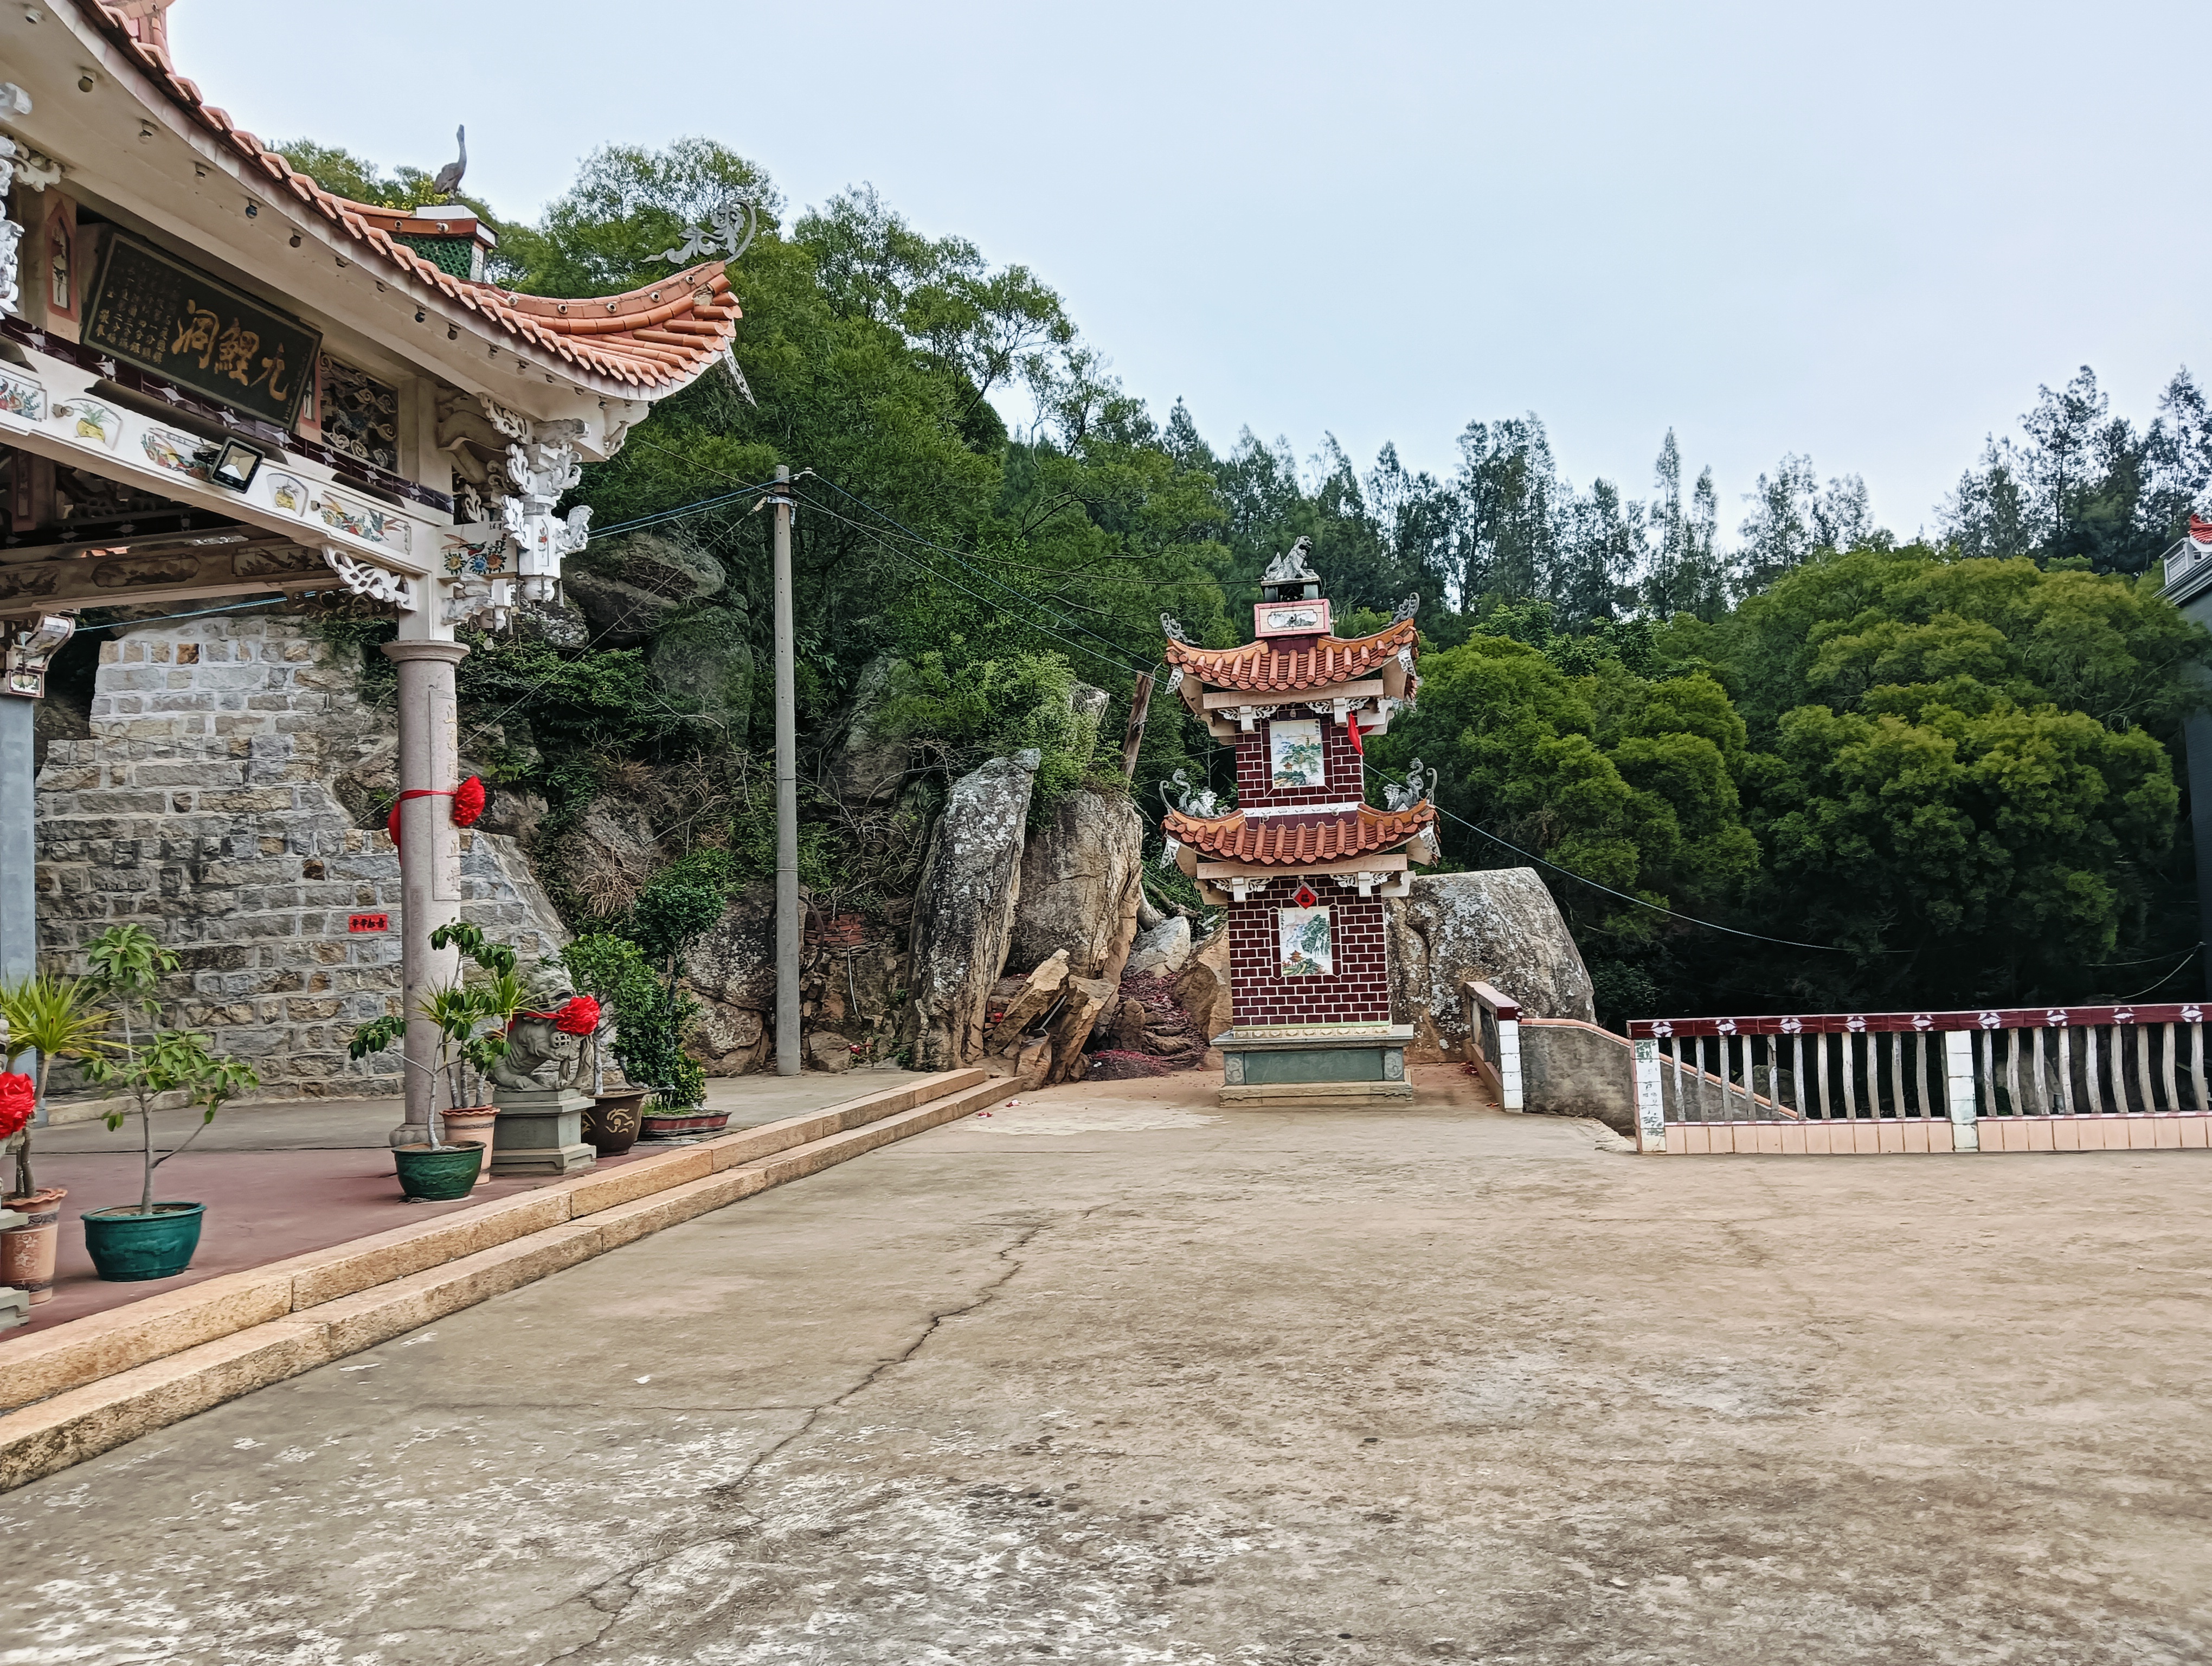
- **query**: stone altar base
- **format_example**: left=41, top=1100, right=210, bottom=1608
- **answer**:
left=490, top=1087, right=597, bottom=1177
left=1216, top=1024, right=1416, bottom=1106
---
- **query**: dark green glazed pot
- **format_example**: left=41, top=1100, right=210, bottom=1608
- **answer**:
left=82, top=1202, right=206, bottom=1282
left=393, top=1143, right=485, bottom=1201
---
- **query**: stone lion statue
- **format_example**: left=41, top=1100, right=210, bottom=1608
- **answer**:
left=491, top=962, right=586, bottom=1092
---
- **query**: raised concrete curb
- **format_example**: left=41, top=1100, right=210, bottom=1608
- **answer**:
left=0, top=1071, right=998, bottom=1491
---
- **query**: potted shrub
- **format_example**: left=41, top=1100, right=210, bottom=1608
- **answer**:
left=349, top=922, right=526, bottom=1199
left=0, top=970, right=114, bottom=1303
left=430, top=924, right=528, bottom=1183
left=561, top=933, right=657, bottom=1156
left=624, top=873, right=723, bottom=1140
left=78, top=925, right=260, bottom=1283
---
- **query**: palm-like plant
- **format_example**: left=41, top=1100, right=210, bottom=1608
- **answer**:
left=0, top=972, right=112, bottom=1201
left=346, top=927, right=531, bottom=1145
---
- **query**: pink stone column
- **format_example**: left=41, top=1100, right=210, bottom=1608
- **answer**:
left=380, top=636, right=469, bottom=1144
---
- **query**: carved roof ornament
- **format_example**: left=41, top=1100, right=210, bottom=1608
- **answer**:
left=661, top=195, right=759, bottom=268
left=1391, top=592, right=1420, bottom=625
left=1160, top=611, right=1192, bottom=645
left=1160, top=768, right=1221, bottom=819
left=59, top=5, right=747, bottom=396
left=1382, top=760, right=1433, bottom=813
left=1261, top=536, right=1320, bottom=588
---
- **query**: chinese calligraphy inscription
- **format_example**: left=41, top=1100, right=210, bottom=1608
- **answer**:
left=83, top=233, right=319, bottom=427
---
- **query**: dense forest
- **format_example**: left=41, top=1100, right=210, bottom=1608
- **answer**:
left=284, top=136, right=2212, bottom=1025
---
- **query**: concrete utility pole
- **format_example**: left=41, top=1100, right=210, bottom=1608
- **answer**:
left=772, top=465, right=800, bottom=1076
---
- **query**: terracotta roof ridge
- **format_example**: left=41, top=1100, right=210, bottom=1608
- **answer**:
left=65, top=0, right=742, bottom=396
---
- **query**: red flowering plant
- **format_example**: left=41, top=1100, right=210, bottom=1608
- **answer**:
left=0, top=1072, right=34, bottom=1142
left=1, top=970, right=113, bottom=1203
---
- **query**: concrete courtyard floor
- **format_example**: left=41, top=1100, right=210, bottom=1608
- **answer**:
left=3, top=1065, right=2208, bottom=1663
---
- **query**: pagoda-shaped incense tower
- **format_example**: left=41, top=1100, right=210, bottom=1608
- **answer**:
left=1159, top=539, right=1439, bottom=1103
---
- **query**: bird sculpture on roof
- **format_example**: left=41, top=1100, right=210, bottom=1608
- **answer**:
left=430, top=126, right=467, bottom=203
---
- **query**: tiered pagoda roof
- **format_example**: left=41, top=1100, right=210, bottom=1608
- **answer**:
left=1166, top=617, right=1419, bottom=698
left=71, top=0, right=742, bottom=395
left=1164, top=803, right=1439, bottom=866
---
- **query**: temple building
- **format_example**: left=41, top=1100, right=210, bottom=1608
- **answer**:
left=1159, top=539, right=1439, bottom=1102
left=0, top=1, right=747, bottom=1138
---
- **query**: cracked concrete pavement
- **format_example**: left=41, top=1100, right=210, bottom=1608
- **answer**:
left=3, top=1068, right=2209, bottom=1663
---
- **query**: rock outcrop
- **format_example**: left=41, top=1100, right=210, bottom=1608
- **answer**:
left=831, top=652, right=910, bottom=806
left=1386, top=868, right=1594, bottom=1061
left=1173, top=928, right=1232, bottom=1043
left=1005, top=787, right=1143, bottom=981
left=684, top=881, right=776, bottom=1074
left=903, top=751, right=1039, bottom=1070
left=563, top=530, right=724, bottom=648
left=649, top=603, right=754, bottom=728
left=1124, top=914, right=1192, bottom=979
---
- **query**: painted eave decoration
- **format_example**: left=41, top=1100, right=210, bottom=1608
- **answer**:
left=1167, top=616, right=1420, bottom=711
left=65, top=0, right=744, bottom=398
left=1161, top=802, right=1438, bottom=867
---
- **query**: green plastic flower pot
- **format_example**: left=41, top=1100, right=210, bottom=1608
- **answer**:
left=82, top=1202, right=207, bottom=1283
left=394, top=1143, right=485, bottom=1201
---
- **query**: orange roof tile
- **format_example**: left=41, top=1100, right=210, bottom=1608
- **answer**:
left=1162, top=803, right=1437, bottom=866
left=70, top=2, right=741, bottom=396
left=1167, top=617, right=1419, bottom=694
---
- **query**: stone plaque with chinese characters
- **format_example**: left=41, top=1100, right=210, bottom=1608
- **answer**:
left=83, top=233, right=320, bottom=428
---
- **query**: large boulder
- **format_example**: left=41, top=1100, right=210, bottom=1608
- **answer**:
left=562, top=530, right=724, bottom=648
left=1006, top=787, right=1144, bottom=982
left=650, top=603, right=754, bottom=726
left=831, top=651, right=911, bottom=806
left=1173, top=928, right=1232, bottom=1043
left=1124, top=914, right=1192, bottom=979
left=904, top=751, right=1039, bottom=1070
left=1386, top=868, right=1595, bottom=1062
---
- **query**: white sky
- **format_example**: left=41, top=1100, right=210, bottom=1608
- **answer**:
left=176, top=1, right=2212, bottom=541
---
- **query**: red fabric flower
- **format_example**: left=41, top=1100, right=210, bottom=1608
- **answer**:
left=387, top=778, right=489, bottom=855
left=0, top=1072, right=35, bottom=1140
left=554, top=996, right=601, bottom=1036
left=451, top=776, right=486, bottom=829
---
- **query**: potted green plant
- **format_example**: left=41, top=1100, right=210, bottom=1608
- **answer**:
left=0, top=970, right=112, bottom=1304
left=624, top=874, right=722, bottom=1141
left=432, top=924, right=528, bottom=1183
left=347, top=922, right=525, bottom=1199
left=561, top=932, right=657, bottom=1156
left=78, top=925, right=260, bottom=1283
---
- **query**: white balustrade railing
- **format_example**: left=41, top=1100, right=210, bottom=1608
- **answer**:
left=1626, top=1003, right=2210, bottom=1152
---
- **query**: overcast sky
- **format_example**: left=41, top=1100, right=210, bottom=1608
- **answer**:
left=176, top=1, right=2210, bottom=542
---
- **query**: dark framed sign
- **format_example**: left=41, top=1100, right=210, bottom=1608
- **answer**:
left=83, top=232, right=321, bottom=429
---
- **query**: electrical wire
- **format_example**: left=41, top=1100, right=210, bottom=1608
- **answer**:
left=799, top=473, right=1163, bottom=678
left=69, top=594, right=289, bottom=635
left=1357, top=757, right=1901, bottom=956
left=2105, top=945, right=2203, bottom=1003
left=790, top=490, right=1155, bottom=683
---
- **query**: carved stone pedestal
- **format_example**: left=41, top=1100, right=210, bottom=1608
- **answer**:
left=490, top=1087, right=596, bottom=1176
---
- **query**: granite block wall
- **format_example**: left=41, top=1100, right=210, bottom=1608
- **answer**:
left=33, top=616, right=563, bottom=1099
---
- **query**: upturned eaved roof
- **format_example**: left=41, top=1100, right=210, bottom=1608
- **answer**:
left=1163, top=803, right=1438, bottom=866
left=70, top=1, right=742, bottom=394
left=1167, top=617, right=1419, bottom=695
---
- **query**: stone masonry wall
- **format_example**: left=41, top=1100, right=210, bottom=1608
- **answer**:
left=1227, top=894, right=1391, bottom=1027
left=34, top=616, right=563, bottom=1100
